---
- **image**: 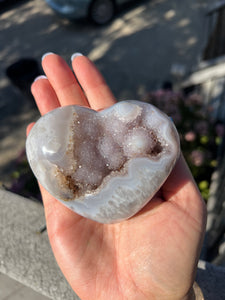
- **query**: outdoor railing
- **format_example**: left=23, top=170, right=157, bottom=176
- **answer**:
left=205, top=137, right=225, bottom=264
left=204, top=0, right=225, bottom=61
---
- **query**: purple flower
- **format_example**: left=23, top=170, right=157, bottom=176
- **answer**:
left=190, top=150, right=205, bottom=166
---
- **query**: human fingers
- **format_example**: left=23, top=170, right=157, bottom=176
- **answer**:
left=42, top=53, right=89, bottom=107
left=31, top=76, right=60, bottom=115
left=71, top=54, right=116, bottom=111
left=26, top=122, right=35, bottom=136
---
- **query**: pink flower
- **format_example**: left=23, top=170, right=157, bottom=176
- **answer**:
left=184, top=131, right=196, bottom=142
left=190, top=150, right=205, bottom=166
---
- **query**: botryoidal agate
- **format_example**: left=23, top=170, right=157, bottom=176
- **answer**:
left=26, top=101, right=180, bottom=223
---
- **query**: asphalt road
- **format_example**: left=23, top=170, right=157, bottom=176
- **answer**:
left=0, top=0, right=211, bottom=186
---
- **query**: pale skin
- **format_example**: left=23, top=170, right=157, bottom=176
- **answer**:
left=27, top=53, right=207, bottom=300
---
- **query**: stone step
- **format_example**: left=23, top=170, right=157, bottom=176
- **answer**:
left=0, top=273, right=50, bottom=300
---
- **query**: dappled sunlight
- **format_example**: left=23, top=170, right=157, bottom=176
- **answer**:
left=88, top=0, right=209, bottom=67
left=1, top=0, right=53, bottom=30
left=0, top=0, right=210, bottom=78
left=177, top=18, right=191, bottom=28
left=89, top=4, right=158, bottom=61
left=0, top=0, right=57, bottom=65
left=0, top=0, right=212, bottom=186
left=123, top=4, right=146, bottom=20
left=186, top=37, right=197, bottom=46
left=164, top=9, right=176, bottom=20
left=40, top=22, right=59, bottom=35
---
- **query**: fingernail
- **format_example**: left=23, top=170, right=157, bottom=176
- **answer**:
left=42, top=52, right=55, bottom=61
left=34, top=75, right=47, bottom=82
left=71, top=52, right=83, bottom=62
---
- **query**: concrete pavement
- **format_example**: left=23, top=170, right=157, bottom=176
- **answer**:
left=0, top=273, right=50, bottom=300
left=0, top=0, right=211, bottom=186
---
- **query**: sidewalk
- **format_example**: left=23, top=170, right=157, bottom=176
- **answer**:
left=0, top=0, right=212, bottom=188
left=0, top=273, right=50, bottom=300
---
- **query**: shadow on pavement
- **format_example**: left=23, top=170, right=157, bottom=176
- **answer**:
left=0, top=0, right=210, bottom=192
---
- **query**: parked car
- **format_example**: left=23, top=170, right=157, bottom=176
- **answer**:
left=45, top=0, right=132, bottom=25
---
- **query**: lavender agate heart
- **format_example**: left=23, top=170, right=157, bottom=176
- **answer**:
left=26, top=101, right=180, bottom=223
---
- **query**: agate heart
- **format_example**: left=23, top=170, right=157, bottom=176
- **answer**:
left=26, top=101, right=180, bottom=223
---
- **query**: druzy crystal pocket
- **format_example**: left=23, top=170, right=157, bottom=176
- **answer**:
left=26, top=101, right=180, bottom=223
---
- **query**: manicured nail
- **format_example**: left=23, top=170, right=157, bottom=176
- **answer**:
left=42, top=52, right=55, bottom=61
left=71, top=52, right=83, bottom=62
left=34, top=75, right=47, bottom=82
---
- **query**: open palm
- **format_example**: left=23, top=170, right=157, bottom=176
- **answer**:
left=27, top=53, right=206, bottom=300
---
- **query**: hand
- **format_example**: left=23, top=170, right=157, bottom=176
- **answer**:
left=27, top=53, right=206, bottom=300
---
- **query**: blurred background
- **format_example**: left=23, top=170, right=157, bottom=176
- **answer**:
left=1, top=0, right=225, bottom=264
